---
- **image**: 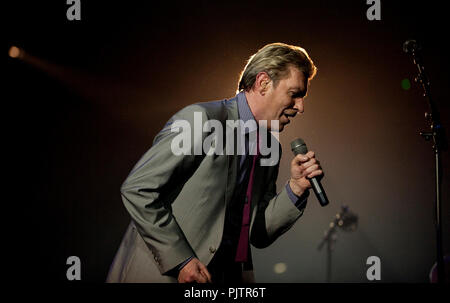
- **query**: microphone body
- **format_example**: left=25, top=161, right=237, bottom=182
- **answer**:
left=291, top=138, right=329, bottom=207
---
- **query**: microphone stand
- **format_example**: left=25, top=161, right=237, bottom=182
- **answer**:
left=318, top=206, right=358, bottom=282
left=404, top=41, right=447, bottom=283
left=317, top=221, right=337, bottom=283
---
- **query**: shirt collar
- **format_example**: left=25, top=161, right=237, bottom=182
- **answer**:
left=236, top=91, right=257, bottom=134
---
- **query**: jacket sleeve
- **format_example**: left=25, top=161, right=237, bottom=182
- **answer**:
left=120, top=105, right=207, bottom=275
left=250, top=146, right=308, bottom=248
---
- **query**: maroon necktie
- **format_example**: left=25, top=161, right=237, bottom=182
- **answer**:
left=235, top=133, right=259, bottom=262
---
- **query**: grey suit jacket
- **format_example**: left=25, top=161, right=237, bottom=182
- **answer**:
left=106, top=95, right=306, bottom=282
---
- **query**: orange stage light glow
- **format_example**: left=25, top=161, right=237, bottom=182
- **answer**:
left=9, top=46, right=21, bottom=59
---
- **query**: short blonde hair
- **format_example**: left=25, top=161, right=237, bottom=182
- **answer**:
left=238, top=42, right=317, bottom=92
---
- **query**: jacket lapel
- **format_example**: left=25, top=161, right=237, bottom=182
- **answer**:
left=224, top=97, right=239, bottom=205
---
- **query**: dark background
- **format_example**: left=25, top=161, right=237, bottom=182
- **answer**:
left=4, top=0, right=449, bottom=282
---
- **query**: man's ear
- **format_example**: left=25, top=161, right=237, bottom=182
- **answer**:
left=255, top=72, right=271, bottom=95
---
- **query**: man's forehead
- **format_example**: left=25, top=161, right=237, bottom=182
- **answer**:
left=286, top=68, right=307, bottom=86
left=288, top=85, right=305, bottom=90
left=287, top=80, right=308, bottom=91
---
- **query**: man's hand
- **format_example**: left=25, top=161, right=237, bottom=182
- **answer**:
left=289, top=151, right=323, bottom=196
left=178, top=257, right=212, bottom=283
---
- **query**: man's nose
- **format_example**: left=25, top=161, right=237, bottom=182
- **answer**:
left=294, top=98, right=304, bottom=114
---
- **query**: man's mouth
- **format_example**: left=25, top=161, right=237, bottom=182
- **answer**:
left=281, top=111, right=297, bottom=124
left=282, top=114, right=291, bottom=124
left=284, top=110, right=298, bottom=117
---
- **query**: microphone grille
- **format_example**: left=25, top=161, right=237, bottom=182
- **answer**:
left=290, top=138, right=308, bottom=155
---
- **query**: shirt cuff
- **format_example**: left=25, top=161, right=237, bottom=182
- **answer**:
left=177, top=256, right=194, bottom=271
left=165, top=255, right=193, bottom=278
left=285, top=182, right=309, bottom=209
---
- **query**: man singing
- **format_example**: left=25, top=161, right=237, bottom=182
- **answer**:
left=107, top=42, right=322, bottom=283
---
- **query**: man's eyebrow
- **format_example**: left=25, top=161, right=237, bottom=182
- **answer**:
left=289, top=88, right=307, bottom=97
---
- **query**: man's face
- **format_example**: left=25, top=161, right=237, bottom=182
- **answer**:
left=262, top=66, right=308, bottom=131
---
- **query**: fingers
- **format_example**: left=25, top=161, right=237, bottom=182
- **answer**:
left=306, top=168, right=323, bottom=179
left=293, top=154, right=320, bottom=171
left=195, top=271, right=208, bottom=283
left=194, top=262, right=211, bottom=283
left=178, top=259, right=212, bottom=283
left=303, top=164, right=318, bottom=176
left=291, top=151, right=323, bottom=179
left=305, top=151, right=315, bottom=159
left=292, top=151, right=315, bottom=164
left=199, top=263, right=212, bottom=283
left=195, top=261, right=212, bottom=283
left=303, top=159, right=322, bottom=179
left=179, top=270, right=206, bottom=283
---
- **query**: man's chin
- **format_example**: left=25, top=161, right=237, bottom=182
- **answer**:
left=268, top=122, right=286, bottom=132
left=278, top=123, right=287, bottom=132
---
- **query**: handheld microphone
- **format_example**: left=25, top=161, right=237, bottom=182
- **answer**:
left=291, top=138, right=329, bottom=207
